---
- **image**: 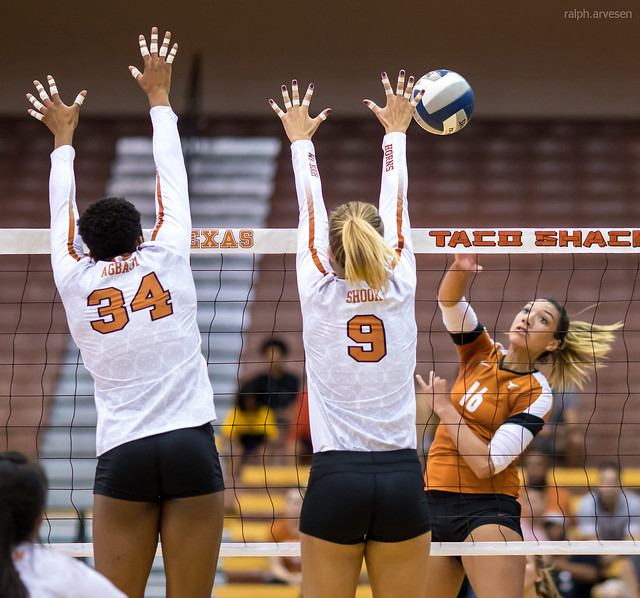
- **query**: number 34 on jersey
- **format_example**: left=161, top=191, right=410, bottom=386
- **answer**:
left=87, top=272, right=174, bottom=334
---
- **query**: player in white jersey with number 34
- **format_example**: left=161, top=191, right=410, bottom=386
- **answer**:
left=27, top=27, right=223, bottom=598
left=270, top=71, right=430, bottom=598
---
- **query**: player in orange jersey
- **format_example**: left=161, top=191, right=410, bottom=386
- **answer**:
left=417, top=253, right=621, bottom=598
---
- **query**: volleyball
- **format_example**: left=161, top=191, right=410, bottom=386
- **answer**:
left=412, top=69, right=474, bottom=135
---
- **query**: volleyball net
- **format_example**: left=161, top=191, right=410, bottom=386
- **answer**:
left=1, top=227, right=640, bottom=558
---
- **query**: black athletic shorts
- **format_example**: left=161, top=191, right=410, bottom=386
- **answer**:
left=94, top=423, right=225, bottom=501
left=426, top=489, right=523, bottom=545
left=299, top=449, right=430, bottom=545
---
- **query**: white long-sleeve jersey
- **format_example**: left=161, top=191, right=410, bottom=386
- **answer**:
left=293, top=132, right=417, bottom=452
left=50, top=106, right=216, bottom=456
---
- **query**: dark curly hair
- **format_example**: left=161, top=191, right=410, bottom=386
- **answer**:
left=78, top=197, right=143, bottom=262
left=0, top=452, right=48, bottom=598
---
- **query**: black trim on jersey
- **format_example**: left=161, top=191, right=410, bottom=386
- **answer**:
left=449, top=323, right=484, bottom=346
left=499, top=355, right=537, bottom=376
left=504, top=412, right=545, bottom=437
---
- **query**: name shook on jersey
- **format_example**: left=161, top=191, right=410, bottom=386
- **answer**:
left=346, top=288, right=385, bottom=304
left=99, top=256, right=140, bottom=278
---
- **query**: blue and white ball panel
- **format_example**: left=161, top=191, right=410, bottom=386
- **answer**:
left=413, top=70, right=474, bottom=135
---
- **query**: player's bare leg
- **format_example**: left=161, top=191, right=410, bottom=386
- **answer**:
left=462, top=524, right=526, bottom=598
left=301, top=533, right=364, bottom=598
left=423, top=554, right=466, bottom=598
left=365, top=532, right=431, bottom=598
left=161, top=491, right=224, bottom=598
left=93, top=495, right=160, bottom=598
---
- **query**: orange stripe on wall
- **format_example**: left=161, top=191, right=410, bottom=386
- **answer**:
left=304, top=179, right=327, bottom=275
left=151, top=173, right=165, bottom=241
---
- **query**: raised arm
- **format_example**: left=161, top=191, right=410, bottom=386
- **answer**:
left=364, top=71, right=423, bottom=256
left=27, top=77, right=88, bottom=277
left=270, top=81, right=332, bottom=291
left=129, top=27, right=190, bottom=254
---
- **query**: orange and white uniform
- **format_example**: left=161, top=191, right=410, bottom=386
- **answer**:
left=49, top=106, right=216, bottom=456
left=291, top=132, right=417, bottom=453
left=426, top=301, right=553, bottom=497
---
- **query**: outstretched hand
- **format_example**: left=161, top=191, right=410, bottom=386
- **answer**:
left=129, top=27, right=177, bottom=108
left=364, top=70, right=424, bottom=134
left=415, top=371, right=449, bottom=417
left=452, top=253, right=483, bottom=273
left=26, top=76, right=87, bottom=149
left=269, top=80, right=331, bottom=143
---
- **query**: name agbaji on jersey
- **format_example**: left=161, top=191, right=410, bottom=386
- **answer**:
left=99, top=256, right=140, bottom=277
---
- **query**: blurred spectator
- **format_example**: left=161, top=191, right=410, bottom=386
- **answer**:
left=521, top=486, right=550, bottom=541
left=248, top=337, right=301, bottom=429
left=544, top=514, right=603, bottom=598
left=222, top=380, right=277, bottom=475
left=530, top=390, right=583, bottom=467
left=288, top=387, right=312, bottom=465
left=575, top=463, right=640, bottom=541
left=592, top=579, right=634, bottom=598
left=520, top=451, right=573, bottom=532
left=266, top=488, right=304, bottom=586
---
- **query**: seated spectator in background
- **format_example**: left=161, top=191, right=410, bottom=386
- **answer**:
left=529, top=390, right=583, bottom=467
left=575, top=463, right=640, bottom=541
left=520, top=450, right=574, bottom=531
left=521, top=486, right=550, bottom=542
left=249, top=337, right=301, bottom=430
left=222, top=380, right=277, bottom=475
left=545, top=513, right=603, bottom=598
left=0, top=451, right=125, bottom=598
left=266, top=488, right=304, bottom=586
left=288, top=387, right=312, bottom=465
left=592, top=578, right=635, bottom=598
left=524, top=554, right=561, bottom=598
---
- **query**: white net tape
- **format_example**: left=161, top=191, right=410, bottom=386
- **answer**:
left=3, top=227, right=640, bottom=255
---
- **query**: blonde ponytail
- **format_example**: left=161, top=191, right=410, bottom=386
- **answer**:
left=532, top=555, right=561, bottom=598
left=548, top=318, right=622, bottom=390
left=329, top=201, right=398, bottom=291
left=540, top=298, right=623, bottom=390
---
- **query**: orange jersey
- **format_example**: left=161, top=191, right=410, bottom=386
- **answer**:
left=426, top=326, right=552, bottom=497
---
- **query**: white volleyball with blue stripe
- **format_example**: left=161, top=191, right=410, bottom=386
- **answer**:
left=413, top=70, right=474, bottom=135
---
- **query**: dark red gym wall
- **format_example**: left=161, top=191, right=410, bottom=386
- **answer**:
left=0, top=0, right=638, bottom=118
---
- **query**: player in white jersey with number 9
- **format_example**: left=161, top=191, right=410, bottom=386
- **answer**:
left=26, top=27, right=223, bottom=598
left=269, top=71, right=430, bottom=598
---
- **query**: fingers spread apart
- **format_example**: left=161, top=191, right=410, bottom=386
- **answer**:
left=139, top=35, right=150, bottom=57
left=302, top=82, right=314, bottom=107
left=410, top=87, right=425, bottom=107
left=403, top=75, right=415, bottom=100
left=269, top=99, right=285, bottom=119
left=363, top=99, right=380, bottom=114
left=129, top=66, right=142, bottom=80
left=381, top=71, right=393, bottom=96
left=150, top=28, right=159, bottom=55
left=159, top=32, right=171, bottom=57
left=396, top=70, right=405, bottom=95
left=47, top=75, right=59, bottom=97
left=281, top=85, right=292, bottom=109
left=138, top=28, right=177, bottom=63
